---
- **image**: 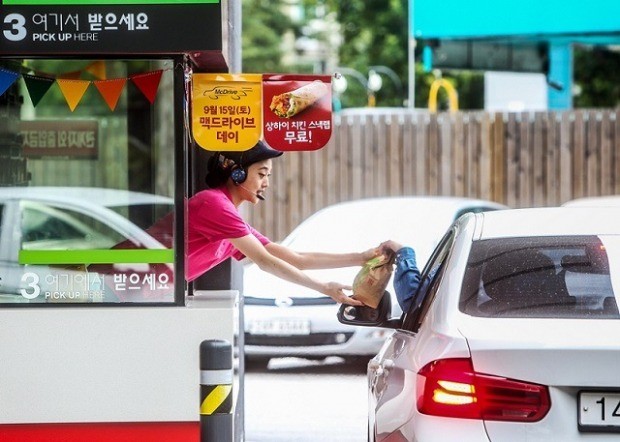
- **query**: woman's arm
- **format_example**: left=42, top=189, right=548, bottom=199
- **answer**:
left=265, top=241, right=378, bottom=270
left=230, top=234, right=363, bottom=306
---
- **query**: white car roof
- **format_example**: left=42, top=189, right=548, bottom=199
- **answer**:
left=283, top=196, right=508, bottom=250
left=562, top=195, right=620, bottom=208
left=477, top=207, right=620, bottom=239
left=0, top=187, right=173, bottom=208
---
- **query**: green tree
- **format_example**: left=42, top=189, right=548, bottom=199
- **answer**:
left=574, top=46, right=620, bottom=108
left=303, top=0, right=482, bottom=109
left=241, top=0, right=295, bottom=73
left=324, top=0, right=409, bottom=107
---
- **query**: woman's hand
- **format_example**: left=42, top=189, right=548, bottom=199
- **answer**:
left=321, top=282, right=363, bottom=306
left=361, top=246, right=382, bottom=263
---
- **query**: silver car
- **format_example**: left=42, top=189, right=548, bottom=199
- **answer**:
left=0, top=187, right=173, bottom=304
left=338, top=207, right=620, bottom=441
left=243, top=196, right=508, bottom=368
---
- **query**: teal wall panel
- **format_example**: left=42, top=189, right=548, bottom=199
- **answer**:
left=411, top=0, right=620, bottom=39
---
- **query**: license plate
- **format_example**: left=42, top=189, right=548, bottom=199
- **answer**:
left=248, top=319, right=310, bottom=336
left=579, top=391, right=620, bottom=432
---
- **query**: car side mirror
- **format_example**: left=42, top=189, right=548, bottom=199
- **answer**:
left=337, top=290, right=398, bottom=328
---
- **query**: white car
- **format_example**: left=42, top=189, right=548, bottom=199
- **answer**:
left=563, top=195, right=620, bottom=208
left=242, top=196, right=508, bottom=368
left=0, top=187, right=174, bottom=304
left=338, top=206, right=620, bottom=441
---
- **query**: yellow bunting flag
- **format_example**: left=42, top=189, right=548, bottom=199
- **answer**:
left=57, top=79, right=91, bottom=112
left=94, top=78, right=126, bottom=111
left=85, top=61, right=107, bottom=80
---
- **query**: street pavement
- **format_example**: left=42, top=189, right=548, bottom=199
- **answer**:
left=244, top=357, right=368, bottom=441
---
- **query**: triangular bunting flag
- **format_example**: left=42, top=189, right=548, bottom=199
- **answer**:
left=59, top=70, right=82, bottom=80
left=130, top=69, right=163, bottom=104
left=22, top=74, right=55, bottom=106
left=86, top=61, right=106, bottom=80
left=94, top=78, right=126, bottom=111
left=57, top=79, right=91, bottom=112
left=0, top=68, right=19, bottom=96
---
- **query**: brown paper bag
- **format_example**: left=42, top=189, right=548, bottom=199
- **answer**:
left=352, top=252, right=395, bottom=308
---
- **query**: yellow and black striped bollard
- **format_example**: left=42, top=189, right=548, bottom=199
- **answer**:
left=200, top=339, right=233, bottom=442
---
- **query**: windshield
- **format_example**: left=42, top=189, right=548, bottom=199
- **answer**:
left=460, top=236, right=620, bottom=319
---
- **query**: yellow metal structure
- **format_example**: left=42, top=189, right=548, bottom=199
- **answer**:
left=428, top=79, right=459, bottom=113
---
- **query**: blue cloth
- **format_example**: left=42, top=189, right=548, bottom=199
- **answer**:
left=393, top=247, right=422, bottom=311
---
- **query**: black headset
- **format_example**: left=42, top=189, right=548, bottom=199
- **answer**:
left=230, top=164, right=247, bottom=185
left=209, top=152, right=247, bottom=185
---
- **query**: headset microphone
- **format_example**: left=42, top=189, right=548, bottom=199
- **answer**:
left=238, top=184, right=265, bottom=201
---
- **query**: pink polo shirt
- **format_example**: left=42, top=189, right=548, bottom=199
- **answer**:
left=186, top=186, right=270, bottom=281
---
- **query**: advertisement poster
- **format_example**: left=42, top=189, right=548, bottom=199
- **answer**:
left=191, top=73, right=262, bottom=151
left=262, top=74, right=333, bottom=151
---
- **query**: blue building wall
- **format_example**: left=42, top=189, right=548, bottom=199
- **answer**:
left=411, top=0, right=620, bottom=39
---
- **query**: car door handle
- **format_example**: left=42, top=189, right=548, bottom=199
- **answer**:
left=368, top=359, right=381, bottom=371
left=382, top=359, right=394, bottom=370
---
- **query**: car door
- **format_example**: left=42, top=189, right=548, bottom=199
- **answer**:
left=368, top=228, right=456, bottom=442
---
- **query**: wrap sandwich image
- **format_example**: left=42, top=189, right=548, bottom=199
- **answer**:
left=269, top=80, right=329, bottom=118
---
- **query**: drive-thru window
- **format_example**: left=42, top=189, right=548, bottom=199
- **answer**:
left=0, top=1, right=239, bottom=441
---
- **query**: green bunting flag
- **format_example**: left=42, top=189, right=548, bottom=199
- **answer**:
left=22, top=74, right=55, bottom=107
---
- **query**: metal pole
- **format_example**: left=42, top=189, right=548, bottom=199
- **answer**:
left=200, top=339, right=233, bottom=442
left=226, top=0, right=242, bottom=73
left=408, top=0, right=416, bottom=108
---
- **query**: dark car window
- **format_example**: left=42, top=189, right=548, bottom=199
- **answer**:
left=459, top=236, right=619, bottom=319
left=401, top=228, right=456, bottom=332
left=21, top=203, right=123, bottom=250
left=23, top=207, right=86, bottom=243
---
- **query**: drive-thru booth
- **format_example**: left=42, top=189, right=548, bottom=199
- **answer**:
left=0, top=1, right=241, bottom=440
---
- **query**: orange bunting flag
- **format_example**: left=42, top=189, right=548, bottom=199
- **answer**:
left=86, top=61, right=107, bottom=80
left=94, top=78, right=126, bottom=111
left=57, top=79, right=91, bottom=112
left=130, top=69, right=163, bottom=104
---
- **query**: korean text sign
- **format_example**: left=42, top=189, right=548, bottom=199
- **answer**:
left=263, top=74, right=332, bottom=151
left=191, top=73, right=262, bottom=152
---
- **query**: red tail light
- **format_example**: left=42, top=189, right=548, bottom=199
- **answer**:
left=416, top=358, right=550, bottom=422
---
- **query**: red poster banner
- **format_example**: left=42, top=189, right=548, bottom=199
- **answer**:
left=262, top=74, right=333, bottom=151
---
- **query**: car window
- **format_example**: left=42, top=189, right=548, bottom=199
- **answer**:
left=21, top=202, right=123, bottom=250
left=401, top=228, right=456, bottom=332
left=459, top=235, right=620, bottom=319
